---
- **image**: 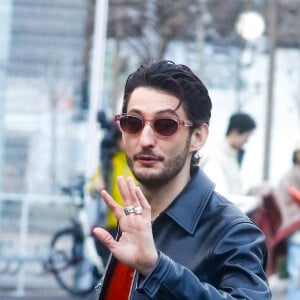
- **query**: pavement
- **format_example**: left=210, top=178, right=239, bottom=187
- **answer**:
left=0, top=290, right=98, bottom=300
left=1, top=283, right=99, bottom=299
left=269, top=274, right=289, bottom=300
left=0, top=256, right=100, bottom=300
left=0, top=286, right=287, bottom=300
left=0, top=273, right=288, bottom=300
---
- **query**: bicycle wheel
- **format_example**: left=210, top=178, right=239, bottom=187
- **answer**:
left=49, top=227, right=97, bottom=296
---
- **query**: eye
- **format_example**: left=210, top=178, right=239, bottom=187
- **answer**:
left=154, top=119, right=178, bottom=136
left=120, top=116, right=143, bottom=133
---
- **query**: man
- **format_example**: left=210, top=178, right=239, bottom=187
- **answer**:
left=89, top=124, right=137, bottom=263
left=201, top=112, right=256, bottom=195
left=275, top=141, right=300, bottom=300
left=93, top=61, right=270, bottom=299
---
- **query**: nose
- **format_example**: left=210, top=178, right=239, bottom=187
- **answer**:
left=138, top=123, right=156, bottom=147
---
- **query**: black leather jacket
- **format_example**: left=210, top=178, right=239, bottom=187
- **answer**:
left=97, top=167, right=271, bottom=299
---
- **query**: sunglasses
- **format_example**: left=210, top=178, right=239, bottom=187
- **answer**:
left=115, top=113, right=193, bottom=137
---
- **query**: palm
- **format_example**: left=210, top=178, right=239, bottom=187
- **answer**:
left=93, top=176, right=158, bottom=275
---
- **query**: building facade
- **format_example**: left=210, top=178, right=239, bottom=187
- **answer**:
left=0, top=0, right=95, bottom=194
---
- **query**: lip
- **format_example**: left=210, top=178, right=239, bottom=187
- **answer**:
left=135, top=155, right=160, bottom=165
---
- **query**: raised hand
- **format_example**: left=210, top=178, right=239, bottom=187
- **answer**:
left=93, top=176, right=158, bottom=276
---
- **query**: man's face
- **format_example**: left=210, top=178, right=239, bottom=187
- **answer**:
left=122, top=87, right=194, bottom=187
left=231, top=130, right=253, bottom=149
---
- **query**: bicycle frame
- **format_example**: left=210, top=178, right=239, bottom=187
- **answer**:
left=44, top=175, right=105, bottom=295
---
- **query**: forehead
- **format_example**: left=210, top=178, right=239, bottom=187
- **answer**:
left=127, top=87, right=185, bottom=117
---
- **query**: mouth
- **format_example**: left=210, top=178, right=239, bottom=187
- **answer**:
left=134, top=155, right=162, bottom=166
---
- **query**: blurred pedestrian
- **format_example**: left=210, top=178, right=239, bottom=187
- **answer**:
left=88, top=123, right=136, bottom=263
left=93, top=60, right=270, bottom=299
left=275, top=140, right=300, bottom=300
left=201, top=112, right=256, bottom=195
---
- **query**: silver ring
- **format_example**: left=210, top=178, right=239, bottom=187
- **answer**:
left=124, top=205, right=134, bottom=215
left=134, top=206, right=143, bottom=215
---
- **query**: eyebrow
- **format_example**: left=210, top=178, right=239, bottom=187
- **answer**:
left=127, top=108, right=180, bottom=118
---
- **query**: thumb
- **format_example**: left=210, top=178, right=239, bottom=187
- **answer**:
left=93, top=227, right=117, bottom=250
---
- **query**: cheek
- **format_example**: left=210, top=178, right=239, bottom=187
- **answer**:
left=124, top=134, right=190, bottom=156
left=164, top=138, right=190, bottom=155
left=124, top=137, right=137, bottom=153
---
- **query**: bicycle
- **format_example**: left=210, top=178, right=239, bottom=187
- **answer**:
left=43, top=175, right=105, bottom=296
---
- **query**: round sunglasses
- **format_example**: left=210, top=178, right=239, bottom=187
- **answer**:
left=115, top=113, right=193, bottom=137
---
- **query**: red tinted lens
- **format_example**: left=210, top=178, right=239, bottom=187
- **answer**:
left=119, top=115, right=143, bottom=134
left=154, top=119, right=179, bottom=136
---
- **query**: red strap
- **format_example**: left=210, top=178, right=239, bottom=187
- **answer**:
left=104, top=261, right=135, bottom=300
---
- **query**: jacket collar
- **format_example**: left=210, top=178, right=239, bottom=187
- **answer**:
left=164, top=167, right=215, bottom=235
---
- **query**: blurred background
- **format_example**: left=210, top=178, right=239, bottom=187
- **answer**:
left=0, top=0, right=299, bottom=299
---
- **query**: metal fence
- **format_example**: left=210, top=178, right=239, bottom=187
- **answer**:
left=0, top=0, right=97, bottom=297
left=0, top=194, right=78, bottom=296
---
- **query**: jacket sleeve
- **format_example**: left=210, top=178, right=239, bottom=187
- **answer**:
left=136, top=221, right=271, bottom=300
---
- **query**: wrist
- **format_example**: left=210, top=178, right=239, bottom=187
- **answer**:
left=138, top=250, right=159, bottom=277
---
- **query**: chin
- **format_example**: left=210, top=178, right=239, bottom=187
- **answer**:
left=134, top=168, right=157, bottom=179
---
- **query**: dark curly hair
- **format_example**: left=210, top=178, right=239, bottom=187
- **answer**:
left=122, top=60, right=212, bottom=166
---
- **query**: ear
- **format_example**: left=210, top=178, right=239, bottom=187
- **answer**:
left=190, top=123, right=209, bottom=152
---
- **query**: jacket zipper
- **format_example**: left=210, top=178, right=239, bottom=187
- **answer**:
left=95, top=254, right=112, bottom=291
left=127, top=269, right=136, bottom=300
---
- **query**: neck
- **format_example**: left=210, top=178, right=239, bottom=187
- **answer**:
left=141, top=165, right=191, bottom=221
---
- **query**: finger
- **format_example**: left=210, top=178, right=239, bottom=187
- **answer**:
left=93, top=227, right=118, bottom=251
left=101, top=189, right=124, bottom=220
left=126, top=177, right=140, bottom=207
left=135, top=186, right=151, bottom=211
left=117, top=176, right=131, bottom=206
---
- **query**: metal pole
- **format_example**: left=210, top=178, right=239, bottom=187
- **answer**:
left=85, top=0, right=109, bottom=181
left=0, top=1, right=13, bottom=183
left=235, top=44, right=243, bottom=111
left=263, top=0, right=278, bottom=181
left=50, top=90, right=57, bottom=192
left=196, top=0, right=207, bottom=76
left=145, top=0, right=158, bottom=59
left=112, top=0, right=122, bottom=114
left=15, top=196, right=30, bottom=296
left=0, top=0, right=13, bottom=230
